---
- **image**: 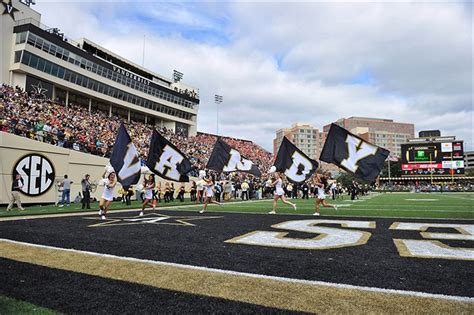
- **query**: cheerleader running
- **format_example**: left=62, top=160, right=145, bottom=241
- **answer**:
left=199, top=175, right=223, bottom=213
left=313, top=173, right=337, bottom=216
left=99, top=171, right=117, bottom=220
left=268, top=173, right=296, bottom=214
left=140, top=174, right=155, bottom=216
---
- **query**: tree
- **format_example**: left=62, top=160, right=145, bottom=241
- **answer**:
left=380, top=160, right=402, bottom=178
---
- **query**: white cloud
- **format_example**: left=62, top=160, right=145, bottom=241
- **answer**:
left=34, top=1, right=472, bottom=152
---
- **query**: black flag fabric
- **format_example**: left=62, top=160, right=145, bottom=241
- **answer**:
left=109, top=124, right=141, bottom=187
left=146, top=130, right=192, bottom=182
left=320, top=123, right=389, bottom=182
left=273, top=137, right=319, bottom=183
left=206, top=139, right=262, bottom=177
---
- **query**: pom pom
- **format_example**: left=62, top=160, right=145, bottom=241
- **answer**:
left=269, top=166, right=277, bottom=174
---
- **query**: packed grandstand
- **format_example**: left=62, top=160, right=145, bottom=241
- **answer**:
left=0, top=84, right=273, bottom=176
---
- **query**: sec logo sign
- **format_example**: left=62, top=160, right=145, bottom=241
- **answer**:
left=13, top=154, right=55, bottom=196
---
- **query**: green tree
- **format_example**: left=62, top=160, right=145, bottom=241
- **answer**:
left=380, top=160, right=402, bottom=178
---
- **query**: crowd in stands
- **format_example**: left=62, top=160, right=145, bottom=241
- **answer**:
left=0, top=84, right=272, bottom=177
left=379, top=181, right=474, bottom=192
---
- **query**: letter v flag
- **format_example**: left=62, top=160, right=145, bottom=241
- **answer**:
left=206, top=139, right=262, bottom=177
left=274, top=137, right=319, bottom=183
left=320, top=123, right=389, bottom=182
left=146, top=129, right=192, bottom=182
left=110, top=124, right=141, bottom=187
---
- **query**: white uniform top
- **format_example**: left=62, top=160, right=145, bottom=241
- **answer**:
left=101, top=179, right=115, bottom=201
left=143, top=181, right=153, bottom=200
left=205, top=183, right=214, bottom=197
left=317, top=185, right=326, bottom=200
left=274, top=178, right=285, bottom=196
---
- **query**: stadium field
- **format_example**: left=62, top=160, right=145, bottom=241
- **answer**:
left=0, top=192, right=472, bottom=313
left=1, top=192, right=473, bottom=219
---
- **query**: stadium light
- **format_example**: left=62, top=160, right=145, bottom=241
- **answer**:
left=173, top=70, right=184, bottom=83
left=214, top=94, right=223, bottom=135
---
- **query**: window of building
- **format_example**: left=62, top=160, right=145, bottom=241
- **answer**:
left=14, top=51, right=22, bottom=63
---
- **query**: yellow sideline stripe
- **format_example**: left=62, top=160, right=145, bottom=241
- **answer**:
left=0, top=239, right=472, bottom=313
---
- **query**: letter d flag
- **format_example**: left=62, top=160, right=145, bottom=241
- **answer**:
left=110, top=124, right=141, bottom=187
left=146, top=130, right=192, bottom=182
left=320, top=124, right=389, bottom=181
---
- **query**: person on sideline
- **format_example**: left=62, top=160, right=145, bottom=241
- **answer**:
left=59, top=174, right=73, bottom=207
left=81, top=174, right=92, bottom=209
left=7, top=174, right=25, bottom=211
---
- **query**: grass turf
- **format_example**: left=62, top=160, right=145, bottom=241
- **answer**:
left=192, top=192, right=473, bottom=219
left=0, top=295, right=60, bottom=314
left=1, top=192, right=473, bottom=219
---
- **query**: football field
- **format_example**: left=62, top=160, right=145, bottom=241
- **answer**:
left=0, top=192, right=472, bottom=313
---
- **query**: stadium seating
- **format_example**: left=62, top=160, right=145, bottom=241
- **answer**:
left=0, top=84, right=272, bottom=176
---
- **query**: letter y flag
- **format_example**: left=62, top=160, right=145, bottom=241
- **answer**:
left=320, top=124, right=389, bottom=181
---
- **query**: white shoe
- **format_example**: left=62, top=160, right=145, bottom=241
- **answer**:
left=219, top=203, right=224, bottom=207
left=59, top=205, right=64, bottom=208
left=98, top=210, right=103, bottom=216
left=199, top=209, right=205, bottom=214
left=101, top=215, right=106, bottom=220
left=268, top=210, right=276, bottom=214
left=334, top=205, right=338, bottom=211
left=313, top=212, right=320, bottom=216
left=139, top=212, right=144, bottom=216
left=292, top=204, right=297, bottom=211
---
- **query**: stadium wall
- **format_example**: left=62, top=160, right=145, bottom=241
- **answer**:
left=0, top=132, right=112, bottom=205
left=0, top=133, right=196, bottom=205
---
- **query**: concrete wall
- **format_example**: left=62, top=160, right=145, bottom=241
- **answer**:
left=1, top=132, right=112, bottom=204
left=1, top=132, right=196, bottom=205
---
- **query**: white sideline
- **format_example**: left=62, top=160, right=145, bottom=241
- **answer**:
left=1, top=238, right=472, bottom=303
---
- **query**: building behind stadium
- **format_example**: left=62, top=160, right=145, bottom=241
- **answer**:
left=1, top=0, right=199, bottom=136
left=274, top=117, right=415, bottom=173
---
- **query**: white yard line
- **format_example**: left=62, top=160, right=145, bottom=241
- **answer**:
left=1, top=238, right=472, bottom=303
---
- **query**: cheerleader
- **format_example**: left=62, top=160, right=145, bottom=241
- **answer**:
left=268, top=173, right=296, bottom=214
left=313, top=173, right=337, bottom=216
left=99, top=171, right=117, bottom=220
left=140, top=174, right=155, bottom=216
left=199, top=175, right=223, bottom=213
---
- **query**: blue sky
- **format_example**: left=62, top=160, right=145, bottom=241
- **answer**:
left=36, top=1, right=472, bottom=152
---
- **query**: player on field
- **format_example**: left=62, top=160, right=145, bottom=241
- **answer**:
left=139, top=174, right=155, bottom=216
left=268, top=172, right=296, bottom=214
left=199, top=175, right=223, bottom=213
left=99, top=171, right=117, bottom=220
left=313, top=173, right=337, bottom=216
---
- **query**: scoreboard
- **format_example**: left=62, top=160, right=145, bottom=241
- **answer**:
left=400, top=141, right=464, bottom=176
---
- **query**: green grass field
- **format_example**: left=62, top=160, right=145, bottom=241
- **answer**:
left=0, top=295, right=60, bottom=315
left=1, top=192, right=473, bottom=219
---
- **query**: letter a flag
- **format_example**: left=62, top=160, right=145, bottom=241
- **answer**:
left=273, top=137, right=319, bottom=183
left=146, top=129, right=192, bottom=182
left=110, top=124, right=141, bottom=187
left=206, top=139, right=262, bottom=177
left=320, top=123, right=389, bottom=182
